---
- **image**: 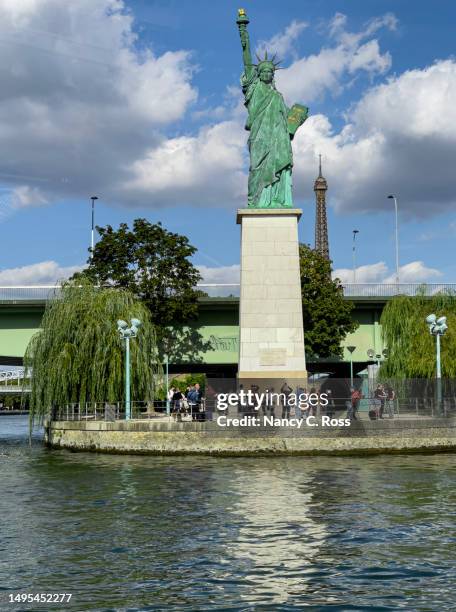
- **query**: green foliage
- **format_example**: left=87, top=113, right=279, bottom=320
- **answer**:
left=380, top=292, right=456, bottom=378
left=170, top=374, right=206, bottom=393
left=24, top=281, right=161, bottom=421
left=72, top=219, right=206, bottom=359
left=1, top=395, right=25, bottom=409
left=299, top=244, right=358, bottom=359
left=155, top=374, right=206, bottom=400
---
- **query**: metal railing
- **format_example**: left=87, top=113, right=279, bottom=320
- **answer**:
left=1, top=283, right=455, bottom=302
left=50, top=395, right=456, bottom=422
left=54, top=401, right=161, bottom=421
left=341, top=283, right=456, bottom=297
left=0, top=286, right=61, bottom=301
left=197, top=283, right=240, bottom=297
left=197, top=283, right=456, bottom=298
left=52, top=400, right=209, bottom=421
left=0, top=385, right=31, bottom=393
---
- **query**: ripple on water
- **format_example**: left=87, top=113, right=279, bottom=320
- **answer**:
left=1, top=417, right=456, bottom=610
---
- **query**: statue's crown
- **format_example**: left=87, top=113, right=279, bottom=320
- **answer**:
left=255, top=50, right=282, bottom=71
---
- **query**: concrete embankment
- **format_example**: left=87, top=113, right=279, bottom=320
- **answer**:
left=45, top=417, right=456, bottom=456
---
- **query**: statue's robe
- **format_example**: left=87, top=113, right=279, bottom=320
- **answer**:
left=242, top=68, right=293, bottom=208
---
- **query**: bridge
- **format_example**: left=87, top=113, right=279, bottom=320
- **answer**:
left=0, top=283, right=454, bottom=378
left=0, top=283, right=454, bottom=300
left=0, top=369, right=30, bottom=395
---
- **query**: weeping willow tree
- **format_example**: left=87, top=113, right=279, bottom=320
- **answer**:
left=380, top=292, right=456, bottom=379
left=24, top=281, right=161, bottom=421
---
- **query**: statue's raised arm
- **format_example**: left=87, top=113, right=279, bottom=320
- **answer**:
left=236, top=9, right=309, bottom=209
left=237, top=8, right=254, bottom=77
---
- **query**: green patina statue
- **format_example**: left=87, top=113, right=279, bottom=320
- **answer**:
left=237, top=8, right=308, bottom=208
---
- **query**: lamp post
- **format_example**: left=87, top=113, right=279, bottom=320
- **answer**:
left=164, top=354, right=170, bottom=417
left=352, top=229, right=359, bottom=284
left=426, top=314, right=448, bottom=413
left=90, top=196, right=98, bottom=259
left=117, top=318, right=141, bottom=420
left=387, top=195, right=400, bottom=289
left=347, top=345, right=356, bottom=387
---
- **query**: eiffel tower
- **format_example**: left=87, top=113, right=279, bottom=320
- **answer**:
left=314, top=154, right=329, bottom=260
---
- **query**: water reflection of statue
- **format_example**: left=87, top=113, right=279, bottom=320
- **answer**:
left=237, top=9, right=308, bottom=208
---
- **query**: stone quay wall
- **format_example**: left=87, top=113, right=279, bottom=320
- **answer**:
left=45, top=418, right=456, bottom=456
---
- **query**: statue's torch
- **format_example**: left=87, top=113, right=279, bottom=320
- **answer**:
left=237, top=8, right=250, bottom=26
left=237, top=8, right=251, bottom=66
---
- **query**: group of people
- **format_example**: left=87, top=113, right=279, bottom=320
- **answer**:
left=277, top=382, right=324, bottom=419
left=239, top=382, right=333, bottom=419
left=372, top=383, right=396, bottom=419
left=166, top=380, right=397, bottom=422
left=167, top=383, right=204, bottom=421
left=350, top=383, right=396, bottom=421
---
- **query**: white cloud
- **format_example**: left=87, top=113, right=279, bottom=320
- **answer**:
left=333, top=260, right=441, bottom=284
left=256, top=20, right=308, bottom=60
left=11, top=186, right=49, bottom=208
left=333, top=261, right=388, bottom=284
left=0, top=6, right=398, bottom=211
left=125, top=121, right=246, bottom=206
left=197, top=265, right=240, bottom=284
left=0, top=261, right=82, bottom=285
left=0, top=0, right=197, bottom=208
left=276, top=13, right=394, bottom=105
left=292, top=59, right=456, bottom=217
left=329, top=12, right=397, bottom=47
left=1, top=5, right=455, bottom=221
left=384, top=261, right=442, bottom=284
left=0, top=258, right=440, bottom=289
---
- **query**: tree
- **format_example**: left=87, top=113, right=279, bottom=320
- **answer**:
left=73, top=219, right=208, bottom=360
left=24, top=281, right=161, bottom=421
left=299, top=244, right=357, bottom=359
left=380, top=292, right=456, bottom=378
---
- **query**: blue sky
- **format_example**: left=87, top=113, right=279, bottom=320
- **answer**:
left=0, top=0, right=455, bottom=285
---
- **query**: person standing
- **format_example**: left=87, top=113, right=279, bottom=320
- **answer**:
left=385, top=384, right=396, bottom=419
left=172, top=388, right=184, bottom=414
left=281, top=381, right=292, bottom=418
left=309, top=387, right=318, bottom=417
left=350, top=387, right=362, bottom=421
left=186, top=385, right=196, bottom=420
left=374, top=384, right=387, bottom=419
left=193, top=383, right=204, bottom=421
left=295, top=384, right=306, bottom=418
left=167, top=386, right=175, bottom=415
left=326, top=389, right=335, bottom=419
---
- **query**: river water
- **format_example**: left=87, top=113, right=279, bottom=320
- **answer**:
left=1, top=415, right=455, bottom=611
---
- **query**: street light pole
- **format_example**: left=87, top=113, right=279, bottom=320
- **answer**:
left=125, top=334, right=131, bottom=419
left=426, top=314, right=448, bottom=414
left=352, top=229, right=359, bottom=284
left=117, top=318, right=141, bottom=420
left=387, top=195, right=400, bottom=289
left=165, top=354, right=170, bottom=417
left=90, top=196, right=98, bottom=259
left=436, top=330, right=442, bottom=413
left=347, top=346, right=356, bottom=387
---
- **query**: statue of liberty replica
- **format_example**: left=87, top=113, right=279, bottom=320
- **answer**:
left=237, top=8, right=308, bottom=208
left=236, top=9, right=308, bottom=383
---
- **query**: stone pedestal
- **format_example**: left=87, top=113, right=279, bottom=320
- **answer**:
left=236, top=208, right=307, bottom=381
